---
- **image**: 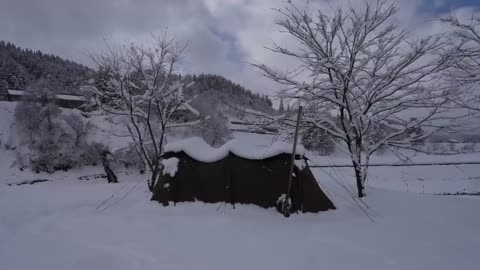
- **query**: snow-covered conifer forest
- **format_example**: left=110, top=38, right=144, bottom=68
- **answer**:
left=1, top=1, right=480, bottom=269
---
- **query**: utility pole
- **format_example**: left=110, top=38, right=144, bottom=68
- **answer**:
left=283, top=105, right=302, bottom=217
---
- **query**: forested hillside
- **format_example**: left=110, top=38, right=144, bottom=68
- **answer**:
left=0, top=41, right=93, bottom=93
left=0, top=41, right=274, bottom=115
left=186, top=74, right=275, bottom=116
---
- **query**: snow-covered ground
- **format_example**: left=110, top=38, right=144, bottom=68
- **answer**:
left=1, top=167, right=479, bottom=270
left=1, top=102, right=480, bottom=270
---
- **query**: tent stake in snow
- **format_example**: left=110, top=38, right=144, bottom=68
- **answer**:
left=283, top=106, right=302, bottom=217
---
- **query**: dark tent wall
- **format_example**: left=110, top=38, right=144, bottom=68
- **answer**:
left=151, top=151, right=335, bottom=214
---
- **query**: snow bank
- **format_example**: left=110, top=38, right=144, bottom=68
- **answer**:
left=162, top=157, right=179, bottom=177
left=164, top=137, right=305, bottom=162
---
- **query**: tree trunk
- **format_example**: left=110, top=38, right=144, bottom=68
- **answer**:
left=353, top=165, right=365, bottom=198
left=353, top=139, right=366, bottom=198
left=102, top=158, right=118, bottom=184
left=148, top=168, right=160, bottom=192
left=147, top=130, right=165, bottom=192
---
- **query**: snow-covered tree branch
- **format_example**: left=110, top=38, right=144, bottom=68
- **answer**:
left=441, top=14, right=480, bottom=111
left=254, top=0, right=456, bottom=198
left=88, top=34, right=197, bottom=191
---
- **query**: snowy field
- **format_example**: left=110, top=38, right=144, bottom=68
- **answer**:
left=1, top=104, right=480, bottom=270
left=1, top=166, right=479, bottom=270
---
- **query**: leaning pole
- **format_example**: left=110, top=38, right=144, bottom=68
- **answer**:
left=283, top=105, right=302, bottom=217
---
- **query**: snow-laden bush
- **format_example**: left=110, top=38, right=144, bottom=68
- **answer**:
left=190, top=93, right=232, bottom=147
left=167, top=93, right=232, bottom=147
left=301, top=128, right=335, bottom=156
left=194, top=113, right=232, bottom=147
left=15, top=86, right=102, bottom=172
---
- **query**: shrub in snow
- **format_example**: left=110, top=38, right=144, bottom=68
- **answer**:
left=14, top=86, right=103, bottom=172
left=187, top=93, right=232, bottom=147
left=194, top=113, right=232, bottom=147
left=301, top=128, right=335, bottom=155
left=461, top=143, right=477, bottom=153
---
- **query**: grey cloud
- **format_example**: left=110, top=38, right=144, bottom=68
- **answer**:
left=0, top=0, right=215, bottom=61
left=1, top=0, right=478, bottom=97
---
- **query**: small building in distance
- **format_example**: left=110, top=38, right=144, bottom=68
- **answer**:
left=2, top=89, right=86, bottom=109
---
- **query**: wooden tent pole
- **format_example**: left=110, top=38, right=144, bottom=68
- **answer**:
left=283, top=105, right=302, bottom=217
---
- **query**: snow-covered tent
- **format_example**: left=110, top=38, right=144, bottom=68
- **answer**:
left=151, top=138, right=335, bottom=214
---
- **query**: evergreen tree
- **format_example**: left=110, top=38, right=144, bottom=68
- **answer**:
left=0, top=40, right=93, bottom=93
left=93, top=66, right=120, bottom=107
left=0, top=57, right=30, bottom=89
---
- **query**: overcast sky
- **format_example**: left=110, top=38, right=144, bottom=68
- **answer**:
left=1, top=0, right=479, bottom=98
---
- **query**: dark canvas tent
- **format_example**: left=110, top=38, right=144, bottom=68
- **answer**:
left=151, top=138, right=335, bottom=214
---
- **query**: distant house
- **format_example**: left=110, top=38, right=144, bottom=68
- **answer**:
left=2, top=89, right=86, bottom=109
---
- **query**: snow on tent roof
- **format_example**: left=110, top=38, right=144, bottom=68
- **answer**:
left=164, top=137, right=305, bottom=162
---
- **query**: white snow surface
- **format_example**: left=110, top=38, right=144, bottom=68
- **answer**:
left=164, top=136, right=305, bottom=162
left=1, top=164, right=479, bottom=270
left=1, top=102, right=480, bottom=270
left=162, top=157, right=179, bottom=177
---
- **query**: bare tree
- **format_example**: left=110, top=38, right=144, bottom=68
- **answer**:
left=89, top=34, right=199, bottom=191
left=254, top=0, right=453, bottom=197
left=441, top=15, right=480, bottom=111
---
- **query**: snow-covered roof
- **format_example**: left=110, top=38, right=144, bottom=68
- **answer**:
left=7, top=89, right=25, bottom=96
left=164, top=137, right=305, bottom=162
left=7, top=89, right=84, bottom=101
left=55, top=93, right=84, bottom=101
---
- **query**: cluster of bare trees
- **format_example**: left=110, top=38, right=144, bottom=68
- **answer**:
left=254, top=0, right=480, bottom=198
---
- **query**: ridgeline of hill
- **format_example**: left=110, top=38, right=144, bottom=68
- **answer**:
left=186, top=74, right=275, bottom=116
left=0, top=41, right=274, bottom=114
left=0, top=41, right=93, bottom=93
